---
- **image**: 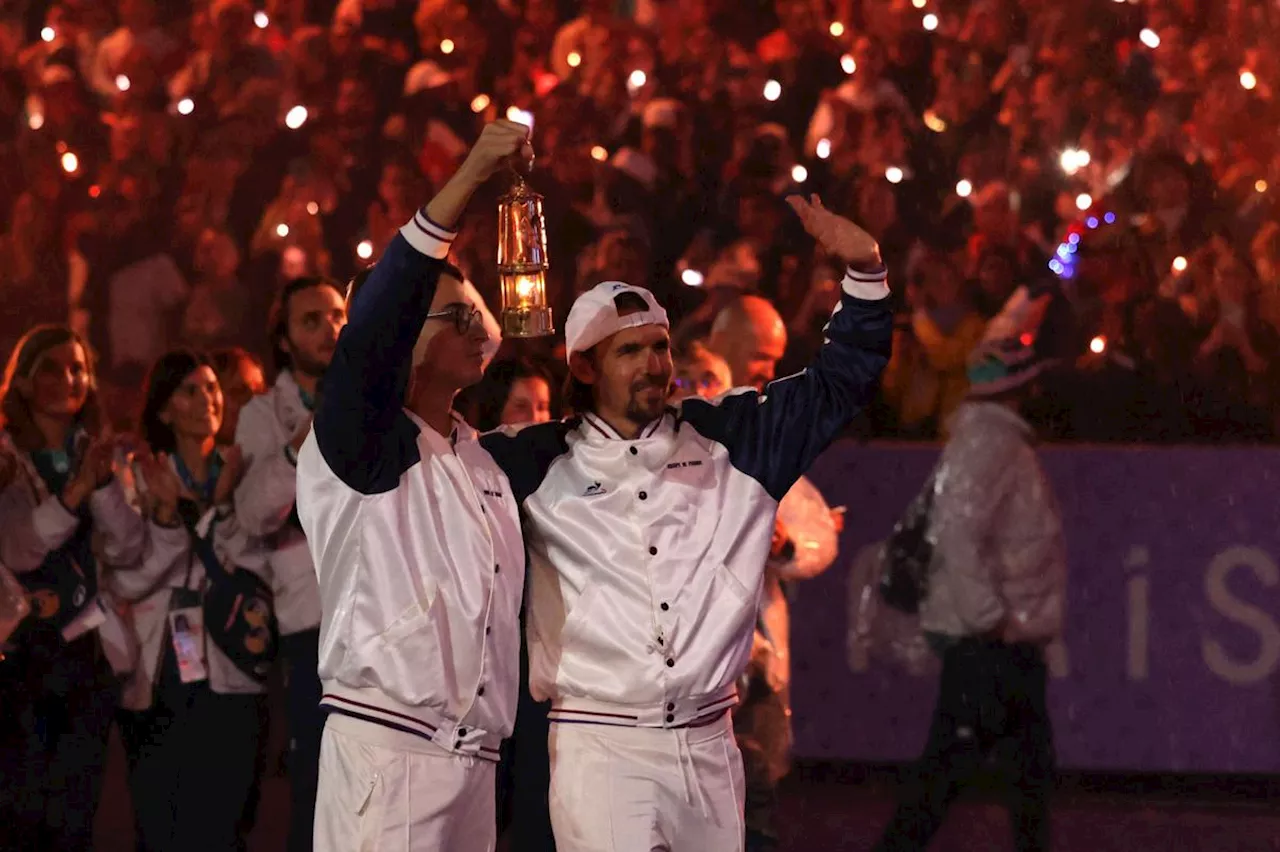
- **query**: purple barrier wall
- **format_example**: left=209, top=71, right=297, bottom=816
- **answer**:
left=792, top=443, right=1280, bottom=773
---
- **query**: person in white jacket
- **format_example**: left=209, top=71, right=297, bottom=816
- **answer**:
left=478, top=195, right=892, bottom=852
left=874, top=285, right=1069, bottom=852
left=233, top=273, right=347, bottom=852
left=114, top=349, right=268, bottom=852
left=0, top=325, right=149, bottom=852
left=296, top=119, right=533, bottom=852
left=704, top=301, right=843, bottom=852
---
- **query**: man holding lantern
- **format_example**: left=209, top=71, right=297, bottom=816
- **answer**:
left=295, top=119, right=532, bottom=852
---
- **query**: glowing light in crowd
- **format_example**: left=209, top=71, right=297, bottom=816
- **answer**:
left=885, top=166, right=904, bottom=184
left=567, top=51, right=582, bottom=68
left=89, top=185, right=101, bottom=198
left=1240, top=70, right=1257, bottom=90
left=681, top=268, right=705, bottom=287
left=829, top=22, right=845, bottom=37
left=1257, top=179, right=1269, bottom=193
left=1075, top=192, right=1093, bottom=211
left=276, top=223, right=290, bottom=238
left=912, top=0, right=927, bottom=7
left=763, top=79, right=782, bottom=101
left=61, top=152, right=78, bottom=174
left=285, top=105, right=308, bottom=129
left=506, top=106, right=534, bottom=128
left=470, top=93, right=490, bottom=113
left=41, top=27, right=54, bottom=42
left=590, top=145, right=608, bottom=162
left=1057, top=244, right=1072, bottom=260
left=1139, top=28, right=1160, bottom=49
left=1172, top=255, right=1188, bottom=273
left=1090, top=336, right=1107, bottom=355
left=628, top=69, right=647, bottom=90
left=1049, top=259, right=1064, bottom=274
left=816, top=138, right=832, bottom=159
left=178, top=98, right=194, bottom=115
left=923, top=109, right=947, bottom=132
left=357, top=240, right=374, bottom=260
left=440, top=38, right=455, bottom=55
left=1086, top=216, right=1099, bottom=229
left=922, top=13, right=939, bottom=31
left=1060, top=148, right=1091, bottom=175
left=307, top=202, right=319, bottom=216
left=28, top=111, right=44, bottom=130
left=1069, top=233, right=1081, bottom=245
left=254, top=11, right=269, bottom=28
left=955, top=179, right=973, bottom=198
left=840, top=54, right=857, bottom=75
left=792, top=165, right=808, bottom=183
left=1104, top=211, right=1117, bottom=224
left=116, top=75, right=130, bottom=92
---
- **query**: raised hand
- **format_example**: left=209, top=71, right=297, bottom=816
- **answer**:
left=461, top=119, right=534, bottom=183
left=62, top=435, right=117, bottom=511
left=134, top=450, right=192, bottom=525
left=786, top=194, right=881, bottom=267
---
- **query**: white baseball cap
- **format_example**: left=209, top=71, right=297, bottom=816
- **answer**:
left=564, top=281, right=669, bottom=361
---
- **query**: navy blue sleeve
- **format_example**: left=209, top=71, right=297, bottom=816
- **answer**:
left=479, top=420, right=575, bottom=506
left=679, top=268, right=894, bottom=502
left=314, top=229, right=450, bottom=495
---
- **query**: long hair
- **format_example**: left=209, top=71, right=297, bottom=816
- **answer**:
left=268, top=276, right=347, bottom=374
left=0, top=325, right=102, bottom=453
left=462, top=357, right=554, bottom=432
left=140, top=350, right=216, bottom=456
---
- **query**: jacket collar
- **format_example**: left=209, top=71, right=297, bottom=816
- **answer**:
left=579, top=410, right=670, bottom=443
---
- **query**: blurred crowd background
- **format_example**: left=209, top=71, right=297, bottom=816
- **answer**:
left=1, top=0, right=1279, bottom=442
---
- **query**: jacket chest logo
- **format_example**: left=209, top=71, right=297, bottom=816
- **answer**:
left=582, top=481, right=607, bottom=497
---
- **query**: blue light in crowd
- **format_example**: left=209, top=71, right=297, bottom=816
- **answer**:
left=1049, top=259, right=1065, bottom=274
left=1068, top=242, right=1078, bottom=254
left=1056, top=244, right=1071, bottom=260
left=1104, top=212, right=1116, bottom=224
left=1087, top=217, right=1099, bottom=229
left=1060, top=264, right=1075, bottom=279
left=1068, top=233, right=1081, bottom=245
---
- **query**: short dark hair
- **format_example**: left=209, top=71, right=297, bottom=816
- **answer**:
left=343, top=261, right=466, bottom=311
left=268, top=276, right=346, bottom=373
left=140, top=350, right=215, bottom=455
left=462, top=356, right=555, bottom=431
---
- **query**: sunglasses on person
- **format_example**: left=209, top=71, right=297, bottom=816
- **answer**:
left=425, top=304, right=484, bottom=336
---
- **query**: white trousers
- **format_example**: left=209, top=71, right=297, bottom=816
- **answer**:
left=547, top=712, right=745, bottom=852
left=314, top=714, right=496, bottom=852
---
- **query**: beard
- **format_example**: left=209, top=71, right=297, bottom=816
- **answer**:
left=291, top=351, right=331, bottom=380
left=624, top=375, right=670, bottom=424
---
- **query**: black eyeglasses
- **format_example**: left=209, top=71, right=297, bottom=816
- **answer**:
left=425, top=305, right=483, bottom=336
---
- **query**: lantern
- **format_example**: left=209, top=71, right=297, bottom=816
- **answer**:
left=496, top=170, right=554, bottom=337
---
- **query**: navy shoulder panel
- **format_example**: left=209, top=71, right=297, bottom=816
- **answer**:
left=479, top=419, right=575, bottom=505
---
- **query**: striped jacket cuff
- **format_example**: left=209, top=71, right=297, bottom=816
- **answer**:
left=841, top=264, right=890, bottom=301
left=400, top=209, right=457, bottom=260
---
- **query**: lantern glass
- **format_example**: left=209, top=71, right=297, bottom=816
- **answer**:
left=497, top=174, right=554, bottom=337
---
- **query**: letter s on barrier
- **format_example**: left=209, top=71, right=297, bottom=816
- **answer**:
left=1202, top=546, right=1280, bottom=686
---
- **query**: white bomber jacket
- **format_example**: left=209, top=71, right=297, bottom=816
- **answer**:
left=297, top=216, right=525, bottom=762
left=478, top=263, right=894, bottom=727
left=234, top=370, right=321, bottom=636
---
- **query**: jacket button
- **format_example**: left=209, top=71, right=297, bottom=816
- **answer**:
left=665, top=658, right=674, bottom=667
left=629, top=446, right=638, bottom=456
left=649, top=546, right=658, bottom=556
left=660, top=602, right=669, bottom=611
left=458, top=728, right=468, bottom=737
left=667, top=702, right=675, bottom=711
left=486, top=626, right=491, bottom=635
left=665, top=713, right=675, bottom=723
left=477, top=686, right=485, bottom=696
left=638, top=491, right=647, bottom=500
left=494, top=563, right=500, bottom=573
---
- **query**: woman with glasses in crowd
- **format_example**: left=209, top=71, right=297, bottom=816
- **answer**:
left=0, top=325, right=150, bottom=850
left=113, top=349, right=273, bottom=852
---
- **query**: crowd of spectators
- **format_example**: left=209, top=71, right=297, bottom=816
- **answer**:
left=1, top=0, right=1278, bottom=442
